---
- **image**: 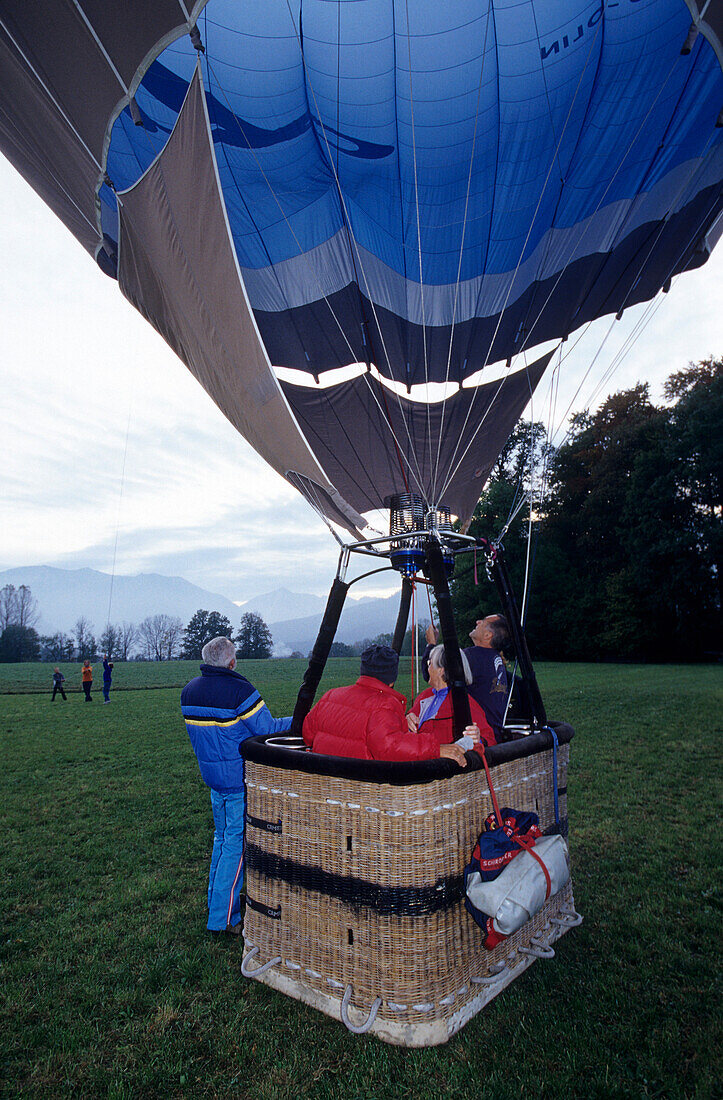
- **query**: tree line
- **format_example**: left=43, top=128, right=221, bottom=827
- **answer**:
left=451, top=359, right=721, bottom=663
left=0, top=594, right=276, bottom=664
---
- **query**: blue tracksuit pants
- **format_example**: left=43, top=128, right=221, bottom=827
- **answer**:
left=208, top=788, right=245, bottom=931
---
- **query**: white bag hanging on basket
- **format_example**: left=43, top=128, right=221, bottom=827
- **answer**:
left=465, top=834, right=570, bottom=937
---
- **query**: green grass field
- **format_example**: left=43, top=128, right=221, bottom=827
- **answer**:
left=1, top=660, right=721, bottom=1099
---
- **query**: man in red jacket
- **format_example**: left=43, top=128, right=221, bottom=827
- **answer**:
left=302, top=644, right=470, bottom=765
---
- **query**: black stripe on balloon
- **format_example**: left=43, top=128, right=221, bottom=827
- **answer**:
left=253, top=181, right=723, bottom=385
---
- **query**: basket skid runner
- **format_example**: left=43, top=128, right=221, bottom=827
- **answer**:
left=239, top=728, right=581, bottom=1046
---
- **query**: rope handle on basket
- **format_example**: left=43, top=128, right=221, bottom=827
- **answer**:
left=340, top=985, right=382, bottom=1035
left=550, top=907, right=583, bottom=928
left=471, top=961, right=509, bottom=986
left=519, top=936, right=555, bottom=960
left=241, top=945, right=282, bottom=978
left=479, top=747, right=552, bottom=900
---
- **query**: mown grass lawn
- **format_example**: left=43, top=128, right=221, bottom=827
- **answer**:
left=1, top=660, right=721, bottom=1099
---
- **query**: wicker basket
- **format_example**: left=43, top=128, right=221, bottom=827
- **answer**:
left=240, top=725, right=580, bottom=1047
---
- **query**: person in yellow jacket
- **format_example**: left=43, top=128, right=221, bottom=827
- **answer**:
left=81, top=660, right=93, bottom=702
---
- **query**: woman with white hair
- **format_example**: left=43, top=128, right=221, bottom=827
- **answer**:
left=408, top=645, right=496, bottom=747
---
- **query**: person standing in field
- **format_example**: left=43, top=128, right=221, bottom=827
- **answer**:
left=180, top=636, right=292, bottom=936
left=102, top=655, right=114, bottom=703
left=81, top=660, right=93, bottom=702
left=51, top=667, right=67, bottom=701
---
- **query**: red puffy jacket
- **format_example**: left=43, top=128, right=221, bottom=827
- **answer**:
left=302, top=676, right=449, bottom=762
left=409, top=688, right=497, bottom=747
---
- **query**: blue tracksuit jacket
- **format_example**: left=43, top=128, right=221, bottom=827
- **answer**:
left=181, top=663, right=291, bottom=792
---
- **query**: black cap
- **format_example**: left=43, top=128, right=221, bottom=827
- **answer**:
left=360, top=644, right=399, bottom=686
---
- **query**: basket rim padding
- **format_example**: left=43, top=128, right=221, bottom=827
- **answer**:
left=240, top=720, right=574, bottom=785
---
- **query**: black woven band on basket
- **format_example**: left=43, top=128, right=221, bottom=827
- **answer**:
left=245, top=843, right=465, bottom=916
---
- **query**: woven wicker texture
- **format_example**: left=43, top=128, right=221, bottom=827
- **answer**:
left=242, top=745, right=574, bottom=1040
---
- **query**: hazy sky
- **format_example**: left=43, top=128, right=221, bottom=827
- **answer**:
left=2, top=153, right=722, bottom=604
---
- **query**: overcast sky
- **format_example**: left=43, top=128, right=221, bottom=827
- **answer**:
left=2, top=153, right=722, bottom=605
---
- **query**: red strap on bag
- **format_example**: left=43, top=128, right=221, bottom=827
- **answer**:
left=478, top=747, right=552, bottom=900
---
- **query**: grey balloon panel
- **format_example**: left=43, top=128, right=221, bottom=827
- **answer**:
left=0, top=0, right=199, bottom=252
left=0, top=0, right=189, bottom=160
left=281, top=352, right=552, bottom=527
left=0, top=30, right=100, bottom=253
left=116, top=70, right=365, bottom=537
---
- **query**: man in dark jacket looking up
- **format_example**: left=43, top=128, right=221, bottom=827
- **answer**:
left=181, top=636, right=292, bottom=935
left=423, top=615, right=511, bottom=738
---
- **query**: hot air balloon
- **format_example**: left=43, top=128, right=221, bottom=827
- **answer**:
left=1, top=0, right=721, bottom=1044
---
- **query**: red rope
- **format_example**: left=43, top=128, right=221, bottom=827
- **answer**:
left=477, top=746, right=552, bottom=900
left=478, top=746, right=504, bottom=827
left=426, top=583, right=436, bottom=635
left=410, top=581, right=416, bottom=699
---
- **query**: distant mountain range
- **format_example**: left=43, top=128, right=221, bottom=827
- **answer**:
left=0, top=566, right=426, bottom=652
left=237, top=587, right=326, bottom=624
left=0, top=566, right=243, bottom=636
left=269, top=595, right=420, bottom=656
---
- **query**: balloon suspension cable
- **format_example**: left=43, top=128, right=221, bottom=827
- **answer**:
left=104, top=373, right=135, bottom=642
left=437, top=15, right=605, bottom=505
left=500, top=138, right=713, bottom=623
left=276, top=0, right=429, bottom=500
left=205, top=41, right=431, bottom=504
left=403, top=0, right=434, bottom=489
left=439, top=17, right=701, bottom=513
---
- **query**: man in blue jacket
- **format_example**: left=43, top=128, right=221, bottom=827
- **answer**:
left=181, top=636, right=292, bottom=935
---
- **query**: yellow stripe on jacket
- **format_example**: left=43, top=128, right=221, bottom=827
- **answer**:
left=184, top=699, right=265, bottom=728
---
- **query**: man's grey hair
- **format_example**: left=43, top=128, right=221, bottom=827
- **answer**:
left=202, top=636, right=237, bottom=667
left=489, top=615, right=510, bottom=653
left=428, top=644, right=472, bottom=686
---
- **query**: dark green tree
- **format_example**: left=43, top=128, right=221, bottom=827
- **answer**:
left=399, top=624, right=428, bottom=657
left=0, top=624, right=41, bottom=662
left=182, top=609, right=234, bottom=659
left=448, top=371, right=720, bottom=663
left=665, top=357, right=722, bottom=637
left=450, top=419, right=549, bottom=645
left=99, top=624, right=120, bottom=659
left=40, top=632, right=75, bottom=661
left=236, top=612, right=273, bottom=659
left=328, top=641, right=355, bottom=657
left=529, top=375, right=719, bottom=660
